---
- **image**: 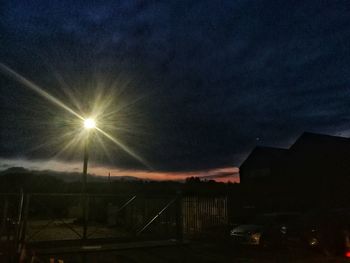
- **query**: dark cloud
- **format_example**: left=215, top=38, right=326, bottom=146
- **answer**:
left=1, top=0, right=350, bottom=172
left=0, top=163, right=10, bottom=168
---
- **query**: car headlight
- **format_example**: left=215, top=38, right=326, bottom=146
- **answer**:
left=308, top=237, right=319, bottom=247
left=280, top=225, right=287, bottom=235
left=251, top=232, right=261, bottom=243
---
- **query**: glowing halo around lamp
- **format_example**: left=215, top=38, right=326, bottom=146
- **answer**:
left=84, top=118, right=96, bottom=129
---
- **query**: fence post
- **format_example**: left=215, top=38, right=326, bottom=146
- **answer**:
left=13, top=190, right=25, bottom=263
left=0, top=196, right=8, bottom=237
left=175, top=191, right=183, bottom=242
left=19, top=194, right=30, bottom=244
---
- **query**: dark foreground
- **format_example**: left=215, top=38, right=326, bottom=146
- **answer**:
left=29, top=241, right=350, bottom=263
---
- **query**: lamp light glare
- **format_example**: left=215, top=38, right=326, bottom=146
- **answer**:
left=84, top=118, right=96, bottom=129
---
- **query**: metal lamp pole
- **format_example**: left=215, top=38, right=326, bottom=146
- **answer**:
left=82, top=134, right=89, bottom=195
left=82, top=133, right=89, bottom=241
left=81, top=118, right=95, bottom=242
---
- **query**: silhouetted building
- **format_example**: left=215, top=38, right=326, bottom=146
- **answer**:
left=239, top=146, right=287, bottom=183
left=240, top=132, right=350, bottom=184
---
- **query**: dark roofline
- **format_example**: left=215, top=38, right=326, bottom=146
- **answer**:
left=240, top=145, right=288, bottom=169
left=289, top=131, right=350, bottom=149
left=240, top=131, right=350, bottom=169
left=299, top=131, right=348, bottom=139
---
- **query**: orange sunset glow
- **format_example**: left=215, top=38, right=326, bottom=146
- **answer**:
left=0, top=158, right=240, bottom=183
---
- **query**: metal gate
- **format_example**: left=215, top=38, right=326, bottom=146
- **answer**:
left=21, top=193, right=182, bottom=244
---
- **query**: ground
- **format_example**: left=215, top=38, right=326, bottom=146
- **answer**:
left=33, top=241, right=350, bottom=263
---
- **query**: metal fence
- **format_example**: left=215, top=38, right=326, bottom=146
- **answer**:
left=182, top=196, right=228, bottom=238
left=0, top=193, right=24, bottom=261
left=0, top=192, right=229, bottom=260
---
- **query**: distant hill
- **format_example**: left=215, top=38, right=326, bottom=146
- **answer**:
left=0, top=167, right=141, bottom=182
left=0, top=166, right=30, bottom=174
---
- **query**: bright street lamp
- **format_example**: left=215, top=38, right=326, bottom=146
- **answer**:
left=84, top=118, right=96, bottom=129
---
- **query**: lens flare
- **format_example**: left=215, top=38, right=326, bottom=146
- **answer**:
left=0, top=62, right=151, bottom=169
left=0, top=63, right=84, bottom=120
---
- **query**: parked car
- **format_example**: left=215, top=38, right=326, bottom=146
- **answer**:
left=285, top=208, right=350, bottom=257
left=230, top=212, right=300, bottom=247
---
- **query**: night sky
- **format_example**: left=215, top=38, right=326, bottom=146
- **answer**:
left=1, top=1, right=350, bottom=182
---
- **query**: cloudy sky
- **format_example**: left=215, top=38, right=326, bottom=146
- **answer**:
left=1, top=0, right=350, bottom=182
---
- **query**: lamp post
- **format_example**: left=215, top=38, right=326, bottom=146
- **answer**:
left=82, top=118, right=96, bottom=241
left=82, top=118, right=95, bottom=193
